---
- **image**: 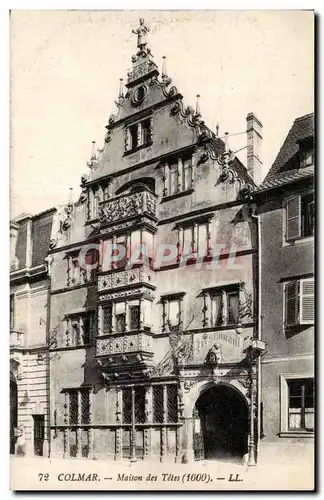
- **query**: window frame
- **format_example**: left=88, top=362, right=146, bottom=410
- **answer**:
left=279, top=374, right=314, bottom=436
left=284, top=277, right=314, bottom=329
left=160, top=292, right=185, bottom=332
left=124, top=117, right=153, bottom=154
left=284, top=190, right=314, bottom=244
left=203, top=284, right=241, bottom=328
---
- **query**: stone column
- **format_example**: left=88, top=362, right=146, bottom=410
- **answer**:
left=144, top=386, right=152, bottom=459
left=76, top=391, right=82, bottom=458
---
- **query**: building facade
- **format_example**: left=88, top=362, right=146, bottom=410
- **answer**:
left=255, top=113, right=314, bottom=464
left=44, top=22, right=265, bottom=464
left=10, top=22, right=314, bottom=466
left=10, top=208, right=56, bottom=456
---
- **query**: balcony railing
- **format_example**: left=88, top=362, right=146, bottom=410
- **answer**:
left=96, top=332, right=153, bottom=358
left=99, top=190, right=157, bottom=225
left=10, top=330, right=25, bottom=348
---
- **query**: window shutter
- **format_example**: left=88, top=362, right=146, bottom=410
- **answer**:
left=286, top=196, right=301, bottom=241
left=285, top=281, right=298, bottom=327
left=300, top=278, right=314, bottom=324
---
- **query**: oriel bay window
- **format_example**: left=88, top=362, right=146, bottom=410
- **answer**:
left=202, top=285, right=240, bottom=327
left=99, top=298, right=152, bottom=335
left=101, top=229, right=155, bottom=271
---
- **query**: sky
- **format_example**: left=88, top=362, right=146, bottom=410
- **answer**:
left=10, top=10, right=314, bottom=218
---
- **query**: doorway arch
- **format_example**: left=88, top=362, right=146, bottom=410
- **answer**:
left=192, top=384, right=249, bottom=461
left=10, top=379, right=18, bottom=454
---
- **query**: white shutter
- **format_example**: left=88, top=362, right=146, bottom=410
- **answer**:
left=300, top=278, right=314, bottom=324
left=286, top=196, right=301, bottom=241
left=285, top=281, right=298, bottom=327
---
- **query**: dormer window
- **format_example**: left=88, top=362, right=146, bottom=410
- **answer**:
left=125, top=117, right=152, bottom=154
left=299, top=136, right=314, bottom=168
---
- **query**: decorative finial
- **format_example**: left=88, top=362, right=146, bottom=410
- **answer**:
left=86, top=141, right=99, bottom=170
left=216, top=122, right=219, bottom=138
left=68, top=187, right=73, bottom=206
left=91, top=141, right=96, bottom=159
left=224, top=132, right=229, bottom=152
left=132, top=18, right=150, bottom=53
left=162, top=56, right=168, bottom=79
left=118, top=78, right=124, bottom=99
left=195, top=95, right=201, bottom=117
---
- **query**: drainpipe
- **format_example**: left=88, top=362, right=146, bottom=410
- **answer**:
left=251, top=211, right=262, bottom=461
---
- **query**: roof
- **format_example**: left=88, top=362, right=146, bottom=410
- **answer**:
left=11, top=208, right=56, bottom=271
left=258, top=112, right=314, bottom=191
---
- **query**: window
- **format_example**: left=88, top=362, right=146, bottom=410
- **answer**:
left=129, top=124, right=138, bottom=150
left=300, top=149, right=313, bottom=168
left=153, top=385, right=164, bottom=423
left=122, top=387, right=146, bottom=424
left=152, top=384, right=178, bottom=423
left=288, top=378, right=314, bottom=431
left=129, top=305, right=140, bottom=330
left=68, top=388, right=90, bottom=425
left=10, top=294, right=15, bottom=330
left=299, top=137, right=314, bottom=168
left=161, top=293, right=185, bottom=332
left=66, top=312, right=94, bottom=347
left=177, top=221, right=210, bottom=260
left=69, top=254, right=80, bottom=286
left=285, top=278, right=314, bottom=328
left=102, top=305, right=113, bottom=334
left=100, top=299, right=148, bottom=334
left=125, top=118, right=152, bottom=152
left=203, top=285, right=240, bottom=327
left=116, top=313, right=126, bottom=333
left=286, top=192, right=315, bottom=241
left=141, top=119, right=151, bottom=146
left=163, top=155, right=193, bottom=198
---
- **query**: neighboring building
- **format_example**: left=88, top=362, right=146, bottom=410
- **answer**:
left=45, top=20, right=266, bottom=464
left=255, top=113, right=314, bottom=464
left=10, top=208, right=56, bottom=456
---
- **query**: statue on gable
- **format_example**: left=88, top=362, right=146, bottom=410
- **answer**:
left=206, top=344, right=222, bottom=366
left=132, top=18, right=150, bottom=53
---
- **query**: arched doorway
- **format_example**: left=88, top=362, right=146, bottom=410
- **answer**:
left=193, top=384, right=248, bottom=462
left=10, top=379, right=18, bottom=454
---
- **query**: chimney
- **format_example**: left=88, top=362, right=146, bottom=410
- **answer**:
left=246, top=112, right=263, bottom=185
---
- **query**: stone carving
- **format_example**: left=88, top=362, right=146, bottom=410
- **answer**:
left=99, top=191, right=157, bottom=224
left=96, top=333, right=153, bottom=357
left=98, top=268, right=155, bottom=292
left=183, top=380, right=198, bottom=393
left=132, top=18, right=150, bottom=53
left=205, top=344, right=222, bottom=366
left=99, top=287, right=155, bottom=302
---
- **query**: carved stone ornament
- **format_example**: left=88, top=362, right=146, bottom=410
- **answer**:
left=99, top=191, right=157, bottom=224
left=131, top=85, right=147, bottom=106
left=205, top=344, right=222, bottom=366
left=183, top=379, right=198, bottom=392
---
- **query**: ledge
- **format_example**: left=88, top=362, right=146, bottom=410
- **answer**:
left=123, top=141, right=153, bottom=157
left=160, top=188, right=194, bottom=203
left=279, top=431, right=314, bottom=439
